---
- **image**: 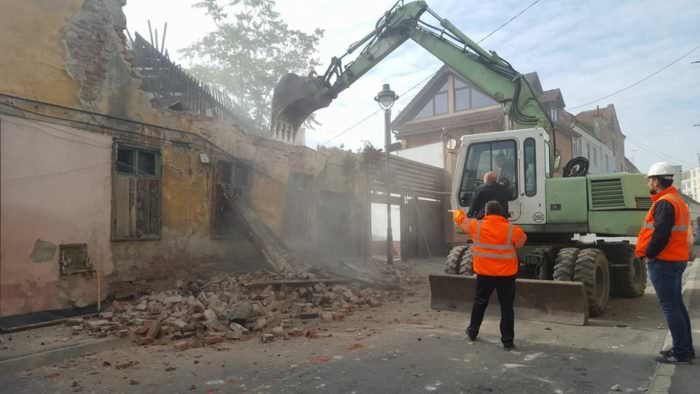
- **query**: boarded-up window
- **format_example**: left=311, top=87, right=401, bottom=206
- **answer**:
left=112, top=145, right=162, bottom=240
left=212, top=159, right=253, bottom=239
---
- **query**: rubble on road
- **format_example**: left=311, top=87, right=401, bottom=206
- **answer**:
left=72, top=271, right=401, bottom=349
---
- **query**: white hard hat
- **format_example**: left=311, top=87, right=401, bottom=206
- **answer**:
left=647, top=161, right=675, bottom=178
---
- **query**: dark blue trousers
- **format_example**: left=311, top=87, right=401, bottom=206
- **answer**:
left=647, top=260, right=694, bottom=359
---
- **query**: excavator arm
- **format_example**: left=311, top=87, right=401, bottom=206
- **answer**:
left=271, top=0, right=553, bottom=136
left=271, top=1, right=593, bottom=326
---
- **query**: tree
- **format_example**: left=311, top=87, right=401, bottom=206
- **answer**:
left=182, top=0, right=323, bottom=130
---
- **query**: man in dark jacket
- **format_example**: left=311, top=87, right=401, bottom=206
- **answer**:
left=468, top=171, right=510, bottom=219
left=635, top=161, right=694, bottom=364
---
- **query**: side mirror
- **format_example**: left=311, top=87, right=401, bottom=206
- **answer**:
left=553, top=152, right=562, bottom=172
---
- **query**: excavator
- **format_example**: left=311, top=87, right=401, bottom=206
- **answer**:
left=271, top=0, right=650, bottom=325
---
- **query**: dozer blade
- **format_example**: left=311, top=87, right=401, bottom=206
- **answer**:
left=429, top=274, right=589, bottom=326
left=271, top=73, right=333, bottom=134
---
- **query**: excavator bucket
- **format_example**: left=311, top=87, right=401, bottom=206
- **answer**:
left=429, top=274, right=589, bottom=326
left=271, top=73, right=333, bottom=134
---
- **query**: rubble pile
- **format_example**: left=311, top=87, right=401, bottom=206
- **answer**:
left=69, top=272, right=398, bottom=347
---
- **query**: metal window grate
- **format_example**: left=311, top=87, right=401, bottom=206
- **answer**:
left=59, top=244, right=93, bottom=276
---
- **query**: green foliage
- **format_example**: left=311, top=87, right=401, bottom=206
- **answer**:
left=182, top=0, right=323, bottom=129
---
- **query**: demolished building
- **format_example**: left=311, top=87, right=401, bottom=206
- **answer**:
left=0, top=0, right=448, bottom=323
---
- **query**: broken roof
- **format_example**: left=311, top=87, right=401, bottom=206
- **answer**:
left=130, top=32, right=262, bottom=135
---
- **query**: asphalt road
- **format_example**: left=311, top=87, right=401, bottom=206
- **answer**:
left=2, top=280, right=669, bottom=394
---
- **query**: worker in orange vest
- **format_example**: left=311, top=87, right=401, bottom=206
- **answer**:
left=453, top=200, right=527, bottom=350
left=635, top=161, right=694, bottom=364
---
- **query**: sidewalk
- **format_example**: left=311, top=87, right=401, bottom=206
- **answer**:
left=648, top=256, right=700, bottom=394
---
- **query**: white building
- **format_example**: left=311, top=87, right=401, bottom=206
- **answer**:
left=682, top=167, right=700, bottom=201
left=570, top=125, right=616, bottom=174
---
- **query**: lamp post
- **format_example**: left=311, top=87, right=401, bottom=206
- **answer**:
left=375, top=83, right=399, bottom=264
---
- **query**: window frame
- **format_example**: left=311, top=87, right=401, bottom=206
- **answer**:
left=524, top=137, right=537, bottom=197
left=211, top=158, right=254, bottom=239
left=459, top=139, right=519, bottom=202
left=454, top=85, right=470, bottom=112
left=115, top=145, right=161, bottom=178
left=454, top=77, right=497, bottom=113
left=111, top=143, right=163, bottom=241
left=415, top=79, right=449, bottom=119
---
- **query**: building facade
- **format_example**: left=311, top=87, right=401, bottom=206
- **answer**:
left=0, top=0, right=407, bottom=318
left=682, top=167, right=700, bottom=201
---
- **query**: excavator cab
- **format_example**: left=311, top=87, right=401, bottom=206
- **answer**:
left=452, top=129, right=551, bottom=224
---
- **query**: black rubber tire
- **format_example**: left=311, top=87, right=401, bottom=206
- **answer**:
left=444, top=245, right=474, bottom=275
left=563, top=156, right=590, bottom=177
left=553, top=248, right=579, bottom=281
left=536, top=258, right=552, bottom=280
left=574, top=248, right=610, bottom=317
left=458, top=247, right=474, bottom=276
left=444, top=245, right=468, bottom=274
left=611, top=254, right=647, bottom=298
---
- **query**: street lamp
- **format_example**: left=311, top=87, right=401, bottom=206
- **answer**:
left=375, top=83, right=399, bottom=264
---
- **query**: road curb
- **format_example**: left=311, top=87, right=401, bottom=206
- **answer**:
left=0, top=337, right=127, bottom=376
left=647, top=259, right=700, bottom=394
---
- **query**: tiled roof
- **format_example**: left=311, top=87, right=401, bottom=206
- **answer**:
left=523, top=72, right=543, bottom=95
left=540, top=88, right=565, bottom=107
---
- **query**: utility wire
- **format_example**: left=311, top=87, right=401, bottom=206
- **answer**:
left=321, top=0, right=542, bottom=146
left=320, top=75, right=431, bottom=146
left=626, top=135, right=696, bottom=168
left=477, top=0, right=541, bottom=44
left=569, top=43, right=700, bottom=110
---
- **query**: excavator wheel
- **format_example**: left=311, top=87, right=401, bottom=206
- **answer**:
left=444, top=245, right=474, bottom=275
left=458, top=247, right=474, bottom=275
left=444, top=245, right=468, bottom=274
left=553, top=247, right=579, bottom=281
left=610, top=248, right=647, bottom=298
left=574, top=248, right=610, bottom=317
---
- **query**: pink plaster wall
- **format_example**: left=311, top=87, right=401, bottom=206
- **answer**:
left=1, top=115, right=112, bottom=316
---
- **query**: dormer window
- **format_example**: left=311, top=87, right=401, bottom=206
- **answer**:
left=550, top=107, right=558, bottom=122
left=454, top=77, right=497, bottom=112
left=415, top=81, right=449, bottom=119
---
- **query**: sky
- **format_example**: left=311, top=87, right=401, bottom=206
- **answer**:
left=123, top=0, right=700, bottom=173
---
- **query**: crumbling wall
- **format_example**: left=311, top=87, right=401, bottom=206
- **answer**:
left=0, top=0, right=374, bottom=317
left=200, top=119, right=372, bottom=259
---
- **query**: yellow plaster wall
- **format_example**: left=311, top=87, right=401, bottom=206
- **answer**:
left=250, top=175, right=287, bottom=234
left=161, top=144, right=213, bottom=237
left=0, top=0, right=83, bottom=107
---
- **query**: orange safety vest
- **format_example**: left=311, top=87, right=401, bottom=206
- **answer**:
left=463, top=215, right=527, bottom=276
left=635, top=186, right=690, bottom=262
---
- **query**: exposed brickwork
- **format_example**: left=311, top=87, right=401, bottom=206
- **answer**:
left=64, top=0, right=130, bottom=108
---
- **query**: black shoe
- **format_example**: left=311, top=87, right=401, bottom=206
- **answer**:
left=655, top=354, right=692, bottom=364
left=466, top=327, right=477, bottom=341
left=659, top=349, right=696, bottom=359
left=503, top=343, right=515, bottom=351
